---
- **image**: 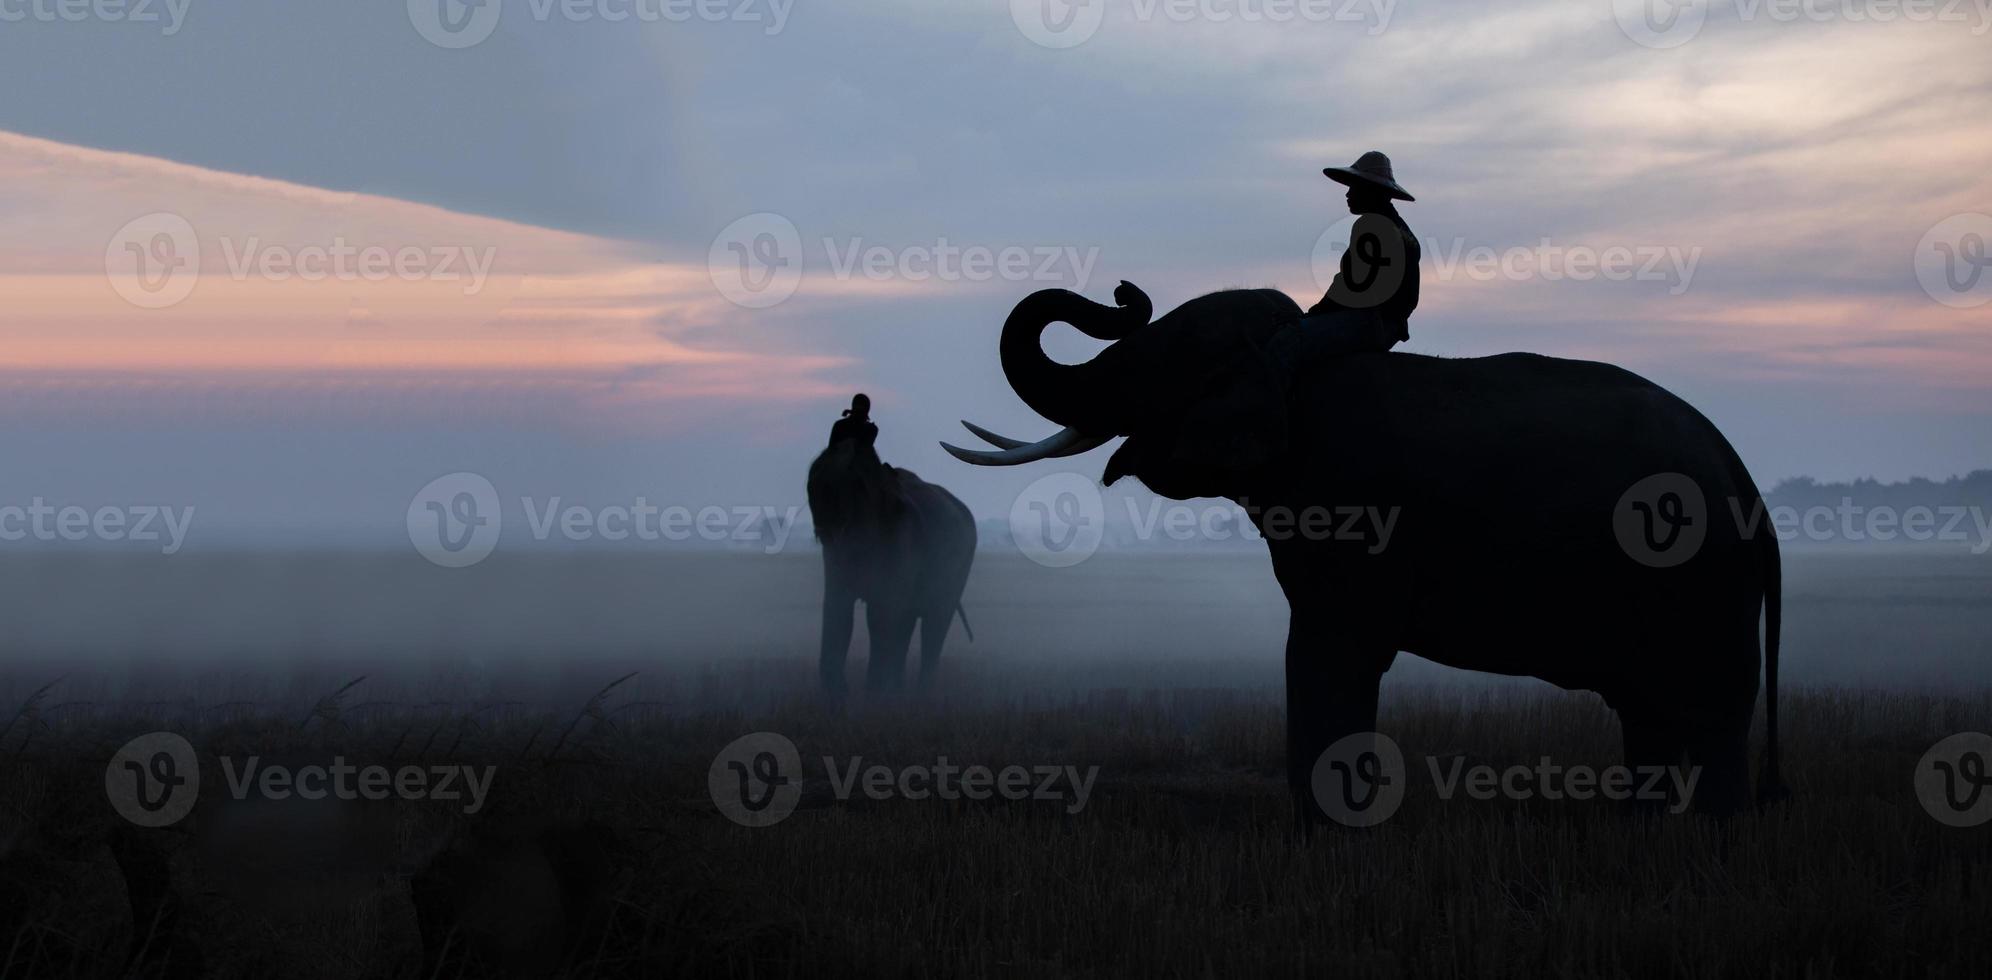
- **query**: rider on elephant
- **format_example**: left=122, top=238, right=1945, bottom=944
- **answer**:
left=827, top=393, right=897, bottom=510
left=827, top=393, right=881, bottom=459
left=1272, top=150, right=1421, bottom=364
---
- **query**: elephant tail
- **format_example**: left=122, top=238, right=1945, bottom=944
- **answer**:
left=956, top=603, right=975, bottom=644
left=1758, top=523, right=1787, bottom=805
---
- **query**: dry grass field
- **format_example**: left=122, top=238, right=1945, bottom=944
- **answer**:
left=1, top=551, right=1989, bottom=978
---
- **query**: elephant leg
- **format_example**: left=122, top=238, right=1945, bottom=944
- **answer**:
left=1683, top=630, right=1764, bottom=817
left=820, top=587, right=854, bottom=697
left=865, top=603, right=914, bottom=691
left=1616, top=706, right=1683, bottom=814
left=1285, top=610, right=1389, bottom=833
left=917, top=611, right=950, bottom=690
left=1683, top=713, right=1753, bottom=817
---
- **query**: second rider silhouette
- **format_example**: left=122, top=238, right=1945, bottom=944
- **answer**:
left=827, top=393, right=879, bottom=457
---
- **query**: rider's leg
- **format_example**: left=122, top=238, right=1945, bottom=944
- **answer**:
left=1263, top=309, right=1399, bottom=375
left=1291, top=310, right=1399, bottom=356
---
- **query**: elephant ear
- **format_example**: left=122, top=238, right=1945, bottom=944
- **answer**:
left=1102, top=335, right=1290, bottom=493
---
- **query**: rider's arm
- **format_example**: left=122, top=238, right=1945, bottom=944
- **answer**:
left=1306, top=248, right=1356, bottom=316
left=1305, top=291, right=1347, bottom=317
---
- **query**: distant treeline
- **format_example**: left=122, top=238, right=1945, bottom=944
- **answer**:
left=1764, top=470, right=1992, bottom=512
left=1757, top=470, right=1992, bottom=552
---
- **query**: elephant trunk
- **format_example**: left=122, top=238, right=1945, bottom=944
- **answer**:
left=998, top=282, right=1153, bottom=436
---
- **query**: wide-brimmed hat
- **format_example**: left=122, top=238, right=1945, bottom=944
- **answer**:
left=1323, top=150, right=1414, bottom=202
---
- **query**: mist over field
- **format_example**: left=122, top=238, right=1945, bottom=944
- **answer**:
left=3, top=550, right=1985, bottom=704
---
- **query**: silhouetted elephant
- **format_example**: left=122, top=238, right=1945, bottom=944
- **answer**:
left=808, top=439, right=976, bottom=692
left=946, top=282, right=1782, bottom=821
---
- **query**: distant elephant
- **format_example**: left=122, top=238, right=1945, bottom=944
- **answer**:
left=808, top=438, right=976, bottom=692
left=945, top=282, right=1782, bottom=820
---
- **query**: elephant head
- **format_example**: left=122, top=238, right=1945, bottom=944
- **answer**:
left=807, top=440, right=903, bottom=548
left=943, top=281, right=1302, bottom=498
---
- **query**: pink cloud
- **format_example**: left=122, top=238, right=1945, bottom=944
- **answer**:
left=0, top=130, right=854, bottom=426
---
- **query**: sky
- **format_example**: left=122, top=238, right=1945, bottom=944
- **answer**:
left=0, top=0, right=1988, bottom=549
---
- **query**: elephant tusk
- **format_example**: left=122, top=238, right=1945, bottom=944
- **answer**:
left=941, top=425, right=1112, bottom=466
left=961, top=420, right=1028, bottom=450
left=960, top=421, right=1107, bottom=459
